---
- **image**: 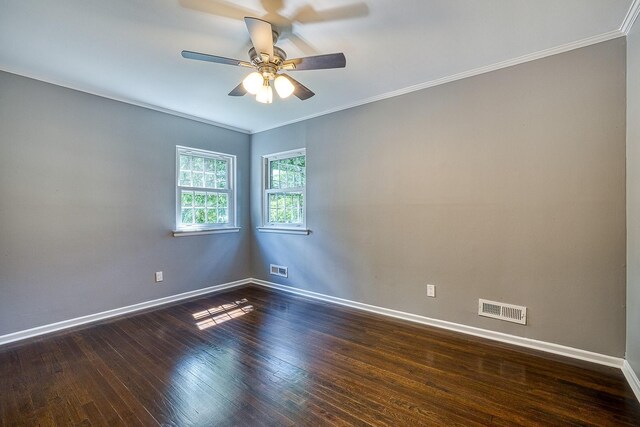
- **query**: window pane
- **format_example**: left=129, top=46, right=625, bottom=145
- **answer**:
left=180, top=155, right=191, bottom=170
left=206, top=193, right=217, bottom=208
left=207, top=209, right=217, bottom=223
left=192, top=172, right=204, bottom=187
left=218, top=208, right=227, bottom=223
left=270, top=160, right=281, bottom=189
left=216, top=160, right=227, bottom=189
left=288, top=168, right=296, bottom=188
left=194, top=192, right=206, bottom=207
left=195, top=208, right=206, bottom=224
left=285, top=195, right=292, bottom=223
left=218, top=194, right=228, bottom=207
left=181, top=191, right=194, bottom=207
left=293, top=166, right=301, bottom=187
left=192, top=156, right=204, bottom=171
left=181, top=208, right=194, bottom=224
left=268, top=193, right=277, bottom=222
left=179, top=171, right=192, bottom=186
left=205, top=173, right=215, bottom=188
left=205, top=158, right=215, bottom=172
left=282, top=165, right=288, bottom=187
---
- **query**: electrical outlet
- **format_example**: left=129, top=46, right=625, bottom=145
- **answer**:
left=155, top=271, right=163, bottom=282
left=426, top=284, right=436, bottom=297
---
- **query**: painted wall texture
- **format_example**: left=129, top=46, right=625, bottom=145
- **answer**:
left=251, top=39, right=627, bottom=357
left=0, top=71, right=251, bottom=335
left=627, top=20, right=640, bottom=374
left=0, top=38, right=629, bottom=359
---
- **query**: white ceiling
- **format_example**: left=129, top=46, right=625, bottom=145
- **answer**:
left=0, top=0, right=637, bottom=133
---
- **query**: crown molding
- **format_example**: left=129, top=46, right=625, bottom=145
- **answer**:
left=252, top=30, right=624, bottom=134
left=621, top=0, right=640, bottom=34
left=1, top=24, right=627, bottom=136
left=0, top=65, right=251, bottom=135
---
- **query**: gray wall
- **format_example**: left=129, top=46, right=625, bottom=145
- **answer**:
left=251, top=39, right=627, bottom=357
left=628, top=21, right=640, bottom=373
left=0, top=71, right=251, bottom=336
left=0, top=38, right=629, bottom=358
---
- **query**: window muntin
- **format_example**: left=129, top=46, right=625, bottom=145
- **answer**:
left=176, top=146, right=235, bottom=231
left=263, top=149, right=306, bottom=228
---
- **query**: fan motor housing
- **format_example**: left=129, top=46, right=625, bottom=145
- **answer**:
left=249, top=46, right=287, bottom=67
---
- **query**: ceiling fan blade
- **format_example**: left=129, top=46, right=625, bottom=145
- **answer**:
left=292, top=3, right=369, bottom=24
left=283, top=53, right=346, bottom=71
left=181, top=50, right=253, bottom=68
left=179, top=0, right=255, bottom=21
left=244, top=17, right=274, bottom=60
left=284, top=74, right=315, bottom=100
left=228, top=82, right=247, bottom=97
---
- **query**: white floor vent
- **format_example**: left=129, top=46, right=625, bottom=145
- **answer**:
left=478, top=299, right=527, bottom=325
left=270, top=264, right=288, bottom=278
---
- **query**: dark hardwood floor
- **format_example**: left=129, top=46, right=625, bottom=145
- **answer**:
left=1, top=285, right=638, bottom=426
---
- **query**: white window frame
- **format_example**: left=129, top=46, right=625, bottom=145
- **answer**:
left=259, top=148, right=309, bottom=235
left=174, top=146, right=238, bottom=236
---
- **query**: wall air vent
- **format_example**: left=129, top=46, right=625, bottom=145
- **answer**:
left=478, top=299, right=527, bottom=325
left=270, top=264, right=288, bottom=278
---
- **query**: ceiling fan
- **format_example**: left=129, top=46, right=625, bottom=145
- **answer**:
left=181, top=17, right=346, bottom=104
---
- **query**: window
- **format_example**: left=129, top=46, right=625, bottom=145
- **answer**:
left=261, top=149, right=307, bottom=233
left=176, top=146, right=236, bottom=234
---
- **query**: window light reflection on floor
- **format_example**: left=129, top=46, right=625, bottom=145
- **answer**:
left=193, top=298, right=253, bottom=330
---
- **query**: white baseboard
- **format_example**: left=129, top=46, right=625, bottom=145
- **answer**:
left=2, top=276, right=637, bottom=402
left=0, top=278, right=251, bottom=346
left=623, top=360, right=640, bottom=402
left=250, top=278, right=624, bottom=369
left=0, top=276, right=629, bottom=375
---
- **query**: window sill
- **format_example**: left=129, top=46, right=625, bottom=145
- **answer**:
left=257, top=227, right=310, bottom=235
left=173, top=227, right=240, bottom=237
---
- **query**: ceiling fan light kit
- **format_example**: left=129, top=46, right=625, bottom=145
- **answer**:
left=182, top=17, right=346, bottom=104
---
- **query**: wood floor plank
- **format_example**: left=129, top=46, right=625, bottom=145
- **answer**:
left=1, top=285, right=638, bottom=426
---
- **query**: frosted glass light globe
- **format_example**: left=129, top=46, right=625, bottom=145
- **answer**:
left=256, top=84, right=273, bottom=104
left=242, top=72, right=263, bottom=95
left=274, top=75, right=295, bottom=99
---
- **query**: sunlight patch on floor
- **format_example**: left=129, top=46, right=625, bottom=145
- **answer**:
left=193, top=298, right=253, bottom=330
